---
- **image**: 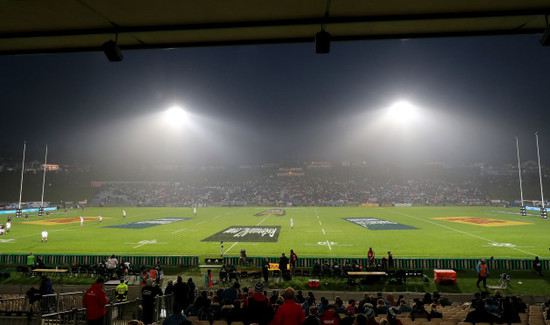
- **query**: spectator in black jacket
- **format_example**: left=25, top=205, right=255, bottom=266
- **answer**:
left=244, top=282, right=273, bottom=325
left=464, top=300, right=500, bottom=324
left=173, top=276, right=190, bottom=311
left=499, top=297, right=520, bottom=324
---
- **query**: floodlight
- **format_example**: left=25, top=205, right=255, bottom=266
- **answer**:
left=315, top=30, right=331, bottom=54
left=540, top=26, right=550, bottom=46
left=388, top=101, right=416, bottom=119
left=163, top=106, right=187, bottom=128
left=102, top=40, right=123, bottom=62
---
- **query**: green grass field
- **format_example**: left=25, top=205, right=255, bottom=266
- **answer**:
left=1, top=206, right=549, bottom=260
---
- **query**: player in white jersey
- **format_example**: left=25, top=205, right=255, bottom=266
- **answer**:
left=6, top=221, right=11, bottom=233
left=193, top=207, right=197, bottom=216
left=123, top=209, right=126, bottom=218
left=290, top=217, right=294, bottom=229
left=98, top=215, right=103, bottom=222
left=41, top=230, right=48, bottom=243
left=80, top=216, right=84, bottom=226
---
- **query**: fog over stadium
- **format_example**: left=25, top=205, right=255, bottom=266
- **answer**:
left=1, top=35, right=550, bottom=167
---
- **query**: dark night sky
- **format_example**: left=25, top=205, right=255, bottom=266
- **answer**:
left=1, top=34, right=550, bottom=166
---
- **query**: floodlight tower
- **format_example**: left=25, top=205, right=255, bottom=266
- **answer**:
left=516, top=137, right=526, bottom=216
left=16, top=142, right=26, bottom=218
left=39, top=145, right=48, bottom=216
left=535, top=132, right=547, bottom=219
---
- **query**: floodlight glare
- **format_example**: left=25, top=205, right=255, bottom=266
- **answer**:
left=388, top=101, right=417, bottom=119
left=163, top=106, right=187, bottom=128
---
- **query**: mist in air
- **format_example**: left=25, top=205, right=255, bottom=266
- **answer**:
left=1, top=35, right=549, bottom=167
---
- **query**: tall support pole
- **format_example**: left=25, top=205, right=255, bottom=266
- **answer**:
left=39, top=145, right=48, bottom=216
left=536, top=132, right=547, bottom=219
left=516, top=137, right=526, bottom=216
left=17, top=141, right=26, bottom=218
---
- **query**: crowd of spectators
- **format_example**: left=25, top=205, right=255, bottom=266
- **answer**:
left=156, top=283, right=538, bottom=325
left=92, top=170, right=487, bottom=207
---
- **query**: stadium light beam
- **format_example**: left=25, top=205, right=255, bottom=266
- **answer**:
left=163, top=105, right=188, bottom=129
left=387, top=100, right=418, bottom=120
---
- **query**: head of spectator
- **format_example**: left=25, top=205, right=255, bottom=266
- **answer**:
left=355, top=313, right=368, bottom=325
left=127, top=320, right=144, bottom=325
left=254, top=281, right=264, bottom=294
left=309, top=305, right=319, bottom=316
left=283, top=287, right=295, bottom=300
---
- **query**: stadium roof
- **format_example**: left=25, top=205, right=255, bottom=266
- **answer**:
left=1, top=0, right=549, bottom=55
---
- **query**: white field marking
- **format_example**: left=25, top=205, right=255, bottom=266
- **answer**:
left=8, top=224, right=85, bottom=241
left=384, top=208, right=538, bottom=257
left=484, top=212, right=537, bottom=223
left=197, top=221, right=206, bottom=225
left=313, top=207, right=334, bottom=252
left=224, top=242, right=239, bottom=254
left=123, top=239, right=168, bottom=249
left=212, top=215, right=221, bottom=219
left=256, top=215, right=270, bottom=226
left=0, top=239, right=16, bottom=243
left=172, top=228, right=186, bottom=233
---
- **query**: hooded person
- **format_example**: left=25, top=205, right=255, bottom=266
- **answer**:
left=83, top=278, right=108, bottom=325
left=245, top=281, right=273, bottom=325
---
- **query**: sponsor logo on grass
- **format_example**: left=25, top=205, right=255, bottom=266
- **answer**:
left=106, top=218, right=189, bottom=229
left=202, top=226, right=281, bottom=242
left=124, top=239, right=168, bottom=248
left=344, top=217, right=418, bottom=230
left=254, top=209, right=286, bottom=216
left=434, top=217, right=531, bottom=227
left=29, top=217, right=106, bottom=225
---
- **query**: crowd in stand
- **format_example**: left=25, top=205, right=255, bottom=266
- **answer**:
left=153, top=281, right=544, bottom=325
left=93, top=174, right=487, bottom=207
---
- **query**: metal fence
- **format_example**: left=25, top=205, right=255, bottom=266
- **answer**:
left=222, top=256, right=548, bottom=271
left=40, top=296, right=169, bottom=325
left=0, top=296, right=32, bottom=315
left=1, top=253, right=199, bottom=268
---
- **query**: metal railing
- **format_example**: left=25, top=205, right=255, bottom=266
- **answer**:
left=41, top=299, right=143, bottom=325
left=1, top=293, right=170, bottom=325
left=0, top=296, right=31, bottom=314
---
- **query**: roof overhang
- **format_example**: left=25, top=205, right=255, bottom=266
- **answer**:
left=1, top=0, right=549, bottom=55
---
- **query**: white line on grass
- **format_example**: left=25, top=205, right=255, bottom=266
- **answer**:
left=197, top=221, right=206, bottom=225
left=256, top=215, right=270, bottom=226
left=322, top=229, right=326, bottom=235
left=225, top=242, right=239, bottom=254
left=172, top=228, right=186, bottom=233
left=384, top=208, right=538, bottom=257
left=326, top=240, right=332, bottom=250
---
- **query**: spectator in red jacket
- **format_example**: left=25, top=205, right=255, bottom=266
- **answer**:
left=83, top=278, right=108, bottom=325
left=320, top=305, right=341, bottom=325
left=270, top=287, right=305, bottom=325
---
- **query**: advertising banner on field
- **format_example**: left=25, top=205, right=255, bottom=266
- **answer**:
left=344, top=217, right=418, bottom=230
left=202, top=226, right=281, bottom=242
